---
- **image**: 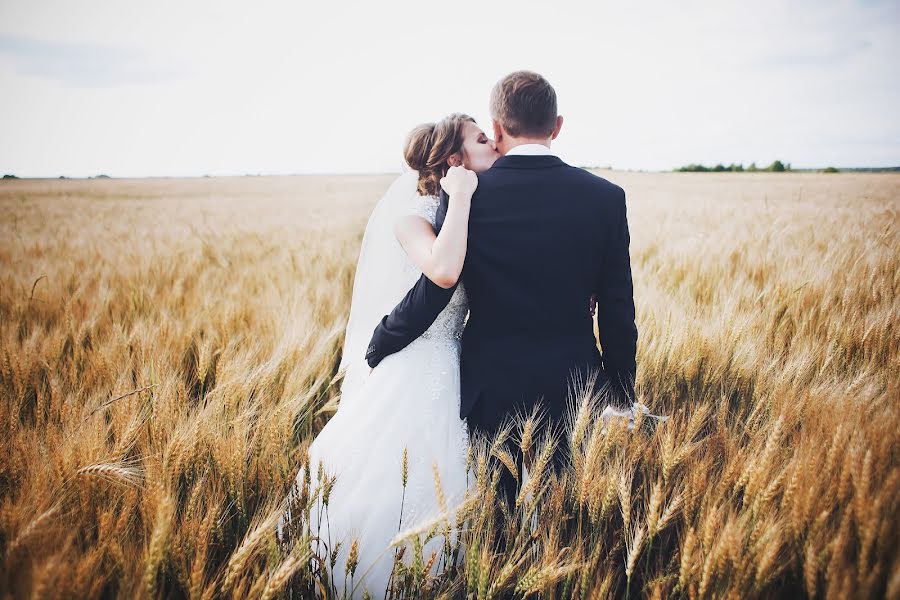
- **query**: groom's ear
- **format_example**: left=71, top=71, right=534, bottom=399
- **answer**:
left=550, top=115, right=564, bottom=140
left=492, top=119, right=504, bottom=143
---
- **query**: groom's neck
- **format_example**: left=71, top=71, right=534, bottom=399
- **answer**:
left=502, top=137, right=552, bottom=155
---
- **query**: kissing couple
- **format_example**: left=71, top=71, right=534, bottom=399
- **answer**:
left=277, top=70, right=654, bottom=598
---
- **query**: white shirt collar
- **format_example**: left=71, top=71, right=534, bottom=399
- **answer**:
left=504, top=143, right=556, bottom=157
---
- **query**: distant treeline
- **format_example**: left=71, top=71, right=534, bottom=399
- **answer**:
left=675, top=162, right=900, bottom=174
left=676, top=160, right=792, bottom=172
left=832, top=166, right=900, bottom=173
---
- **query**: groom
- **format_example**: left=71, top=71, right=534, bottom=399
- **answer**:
left=365, top=70, right=638, bottom=512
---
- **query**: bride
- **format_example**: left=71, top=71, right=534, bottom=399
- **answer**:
left=276, top=113, right=500, bottom=598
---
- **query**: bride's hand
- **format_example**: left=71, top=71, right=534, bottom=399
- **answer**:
left=440, top=165, right=478, bottom=199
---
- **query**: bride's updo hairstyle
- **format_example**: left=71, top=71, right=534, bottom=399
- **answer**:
left=403, top=112, right=475, bottom=197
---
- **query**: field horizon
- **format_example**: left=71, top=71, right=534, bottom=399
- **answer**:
left=4, top=165, right=900, bottom=181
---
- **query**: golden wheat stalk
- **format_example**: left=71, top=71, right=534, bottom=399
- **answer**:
left=7, top=504, right=61, bottom=558
left=516, top=432, right=557, bottom=509
left=76, top=461, right=144, bottom=488
left=260, top=546, right=312, bottom=600
left=222, top=510, right=282, bottom=592
left=143, top=493, right=174, bottom=599
left=491, top=447, right=519, bottom=485
left=432, top=461, right=447, bottom=514
left=625, top=523, right=646, bottom=581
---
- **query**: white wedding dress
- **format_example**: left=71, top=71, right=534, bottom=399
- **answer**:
left=276, top=170, right=474, bottom=598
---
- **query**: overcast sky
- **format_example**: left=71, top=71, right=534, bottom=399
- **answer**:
left=1, top=0, right=897, bottom=177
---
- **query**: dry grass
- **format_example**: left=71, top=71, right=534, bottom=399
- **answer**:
left=0, top=171, right=897, bottom=599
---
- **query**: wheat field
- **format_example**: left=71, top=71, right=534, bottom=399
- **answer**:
left=0, top=171, right=897, bottom=599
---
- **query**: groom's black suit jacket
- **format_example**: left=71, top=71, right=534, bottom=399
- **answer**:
left=365, top=154, right=638, bottom=425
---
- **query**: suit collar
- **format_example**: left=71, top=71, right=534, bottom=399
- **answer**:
left=491, top=154, right=567, bottom=170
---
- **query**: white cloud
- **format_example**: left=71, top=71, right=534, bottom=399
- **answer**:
left=0, top=0, right=897, bottom=176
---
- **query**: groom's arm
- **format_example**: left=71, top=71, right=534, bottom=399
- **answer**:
left=365, top=190, right=456, bottom=368
left=365, top=276, right=458, bottom=367
left=595, top=188, right=638, bottom=408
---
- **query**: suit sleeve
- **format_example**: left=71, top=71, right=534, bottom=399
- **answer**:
left=595, top=188, right=638, bottom=407
left=365, top=276, right=458, bottom=367
left=365, top=189, right=456, bottom=368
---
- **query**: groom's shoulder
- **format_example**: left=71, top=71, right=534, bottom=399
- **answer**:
left=475, top=162, right=626, bottom=208
left=562, top=165, right=625, bottom=198
left=479, top=162, right=622, bottom=192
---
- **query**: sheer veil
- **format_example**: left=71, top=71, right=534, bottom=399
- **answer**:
left=336, top=168, right=424, bottom=409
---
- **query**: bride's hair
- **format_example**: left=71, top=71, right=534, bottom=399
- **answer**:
left=403, top=112, right=475, bottom=197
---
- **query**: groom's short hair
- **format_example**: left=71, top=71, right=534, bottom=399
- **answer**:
left=490, top=70, right=558, bottom=138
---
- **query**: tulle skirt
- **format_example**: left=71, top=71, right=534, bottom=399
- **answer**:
left=278, top=334, right=475, bottom=598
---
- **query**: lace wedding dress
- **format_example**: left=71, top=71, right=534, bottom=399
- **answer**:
left=276, top=171, right=474, bottom=598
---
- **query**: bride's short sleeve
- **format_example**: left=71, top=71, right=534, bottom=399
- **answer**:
left=412, top=194, right=441, bottom=227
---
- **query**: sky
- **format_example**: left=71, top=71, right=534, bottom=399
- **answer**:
left=0, top=0, right=898, bottom=177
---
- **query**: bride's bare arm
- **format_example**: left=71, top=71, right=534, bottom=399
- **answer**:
left=393, top=166, right=477, bottom=288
